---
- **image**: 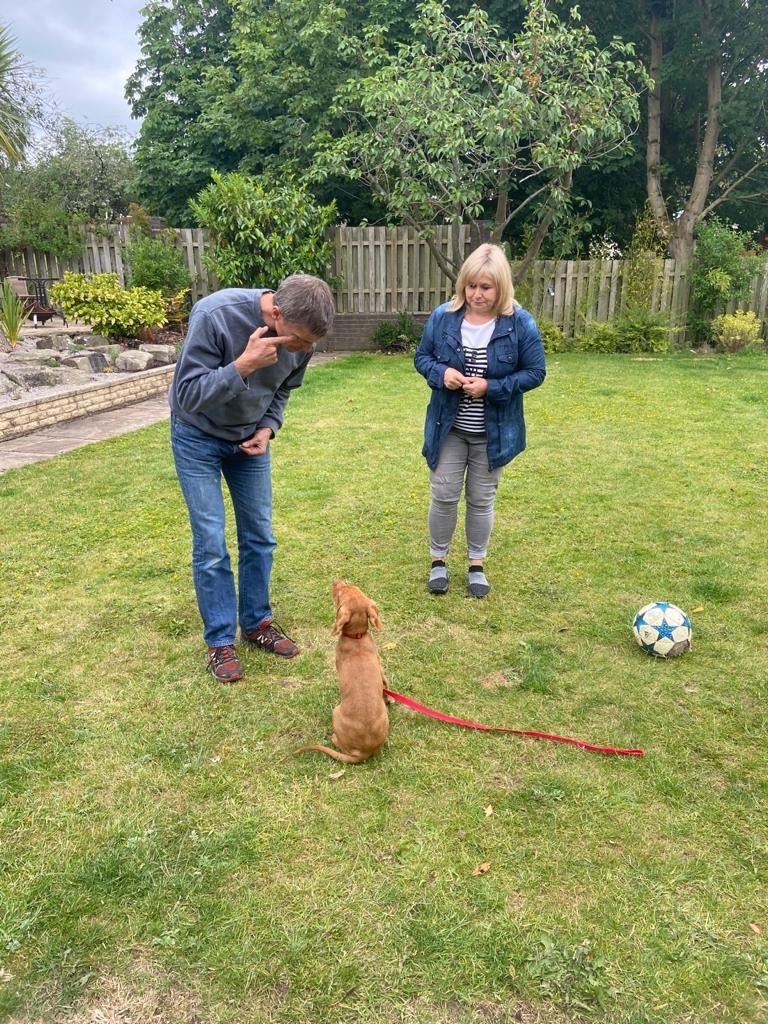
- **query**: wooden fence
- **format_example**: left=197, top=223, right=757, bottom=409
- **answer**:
left=4, top=224, right=768, bottom=338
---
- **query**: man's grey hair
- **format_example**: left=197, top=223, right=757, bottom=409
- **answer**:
left=274, top=274, right=335, bottom=338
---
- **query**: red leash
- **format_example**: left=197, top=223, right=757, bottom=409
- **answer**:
left=383, top=688, right=645, bottom=757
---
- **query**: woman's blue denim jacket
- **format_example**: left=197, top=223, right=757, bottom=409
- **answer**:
left=414, top=302, right=546, bottom=471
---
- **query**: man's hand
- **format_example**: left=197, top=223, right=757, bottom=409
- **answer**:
left=444, top=367, right=469, bottom=390
left=239, top=427, right=272, bottom=457
left=234, top=327, right=294, bottom=377
left=462, top=377, right=488, bottom=398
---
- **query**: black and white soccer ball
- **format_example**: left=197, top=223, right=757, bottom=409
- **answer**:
left=632, top=601, right=692, bottom=658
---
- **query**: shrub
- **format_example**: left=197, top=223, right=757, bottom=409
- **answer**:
left=190, top=171, right=336, bottom=287
left=371, top=311, right=422, bottom=353
left=0, top=280, right=31, bottom=348
left=574, top=308, right=670, bottom=353
left=690, top=219, right=766, bottom=341
left=51, top=272, right=166, bottom=339
left=125, top=231, right=192, bottom=296
left=537, top=319, right=570, bottom=352
left=711, top=310, right=763, bottom=352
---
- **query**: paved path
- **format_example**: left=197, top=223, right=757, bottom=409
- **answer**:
left=0, top=350, right=352, bottom=472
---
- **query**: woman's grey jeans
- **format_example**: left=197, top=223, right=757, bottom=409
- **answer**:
left=428, top=428, right=502, bottom=560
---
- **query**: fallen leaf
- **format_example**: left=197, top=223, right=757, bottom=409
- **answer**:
left=329, top=770, right=345, bottom=780
left=691, top=606, right=705, bottom=613
left=472, top=862, right=492, bottom=876
left=484, top=805, right=494, bottom=817
left=749, top=923, right=762, bottom=935
left=381, top=642, right=398, bottom=650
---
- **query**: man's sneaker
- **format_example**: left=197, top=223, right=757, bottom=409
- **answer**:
left=207, top=644, right=244, bottom=682
left=241, top=619, right=299, bottom=658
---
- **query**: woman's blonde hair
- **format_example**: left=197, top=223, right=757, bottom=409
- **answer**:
left=448, top=243, right=515, bottom=316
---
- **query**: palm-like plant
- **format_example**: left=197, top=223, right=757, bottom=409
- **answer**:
left=0, top=24, right=27, bottom=163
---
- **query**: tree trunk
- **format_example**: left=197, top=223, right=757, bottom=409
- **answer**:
left=647, top=0, right=722, bottom=264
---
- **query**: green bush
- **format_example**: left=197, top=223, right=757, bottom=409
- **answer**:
left=689, top=219, right=766, bottom=341
left=711, top=310, right=763, bottom=352
left=537, top=319, right=570, bottom=352
left=189, top=171, right=336, bottom=287
left=50, top=273, right=167, bottom=339
left=125, top=231, right=192, bottom=296
left=574, top=307, right=670, bottom=353
left=371, top=311, right=422, bottom=352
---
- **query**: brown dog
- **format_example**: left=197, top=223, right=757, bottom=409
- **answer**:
left=295, top=579, right=390, bottom=764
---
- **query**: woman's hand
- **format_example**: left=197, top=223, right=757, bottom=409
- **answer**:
left=462, top=377, right=488, bottom=398
left=444, top=367, right=469, bottom=390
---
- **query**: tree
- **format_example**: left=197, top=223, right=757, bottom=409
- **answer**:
left=0, top=24, right=29, bottom=164
left=126, top=0, right=245, bottom=224
left=644, top=0, right=768, bottom=260
left=189, top=171, right=336, bottom=286
left=315, top=0, right=648, bottom=281
left=0, top=120, right=135, bottom=258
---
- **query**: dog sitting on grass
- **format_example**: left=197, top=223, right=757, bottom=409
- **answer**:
left=295, top=580, right=391, bottom=764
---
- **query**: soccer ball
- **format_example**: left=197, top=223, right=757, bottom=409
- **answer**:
left=632, top=601, right=692, bottom=658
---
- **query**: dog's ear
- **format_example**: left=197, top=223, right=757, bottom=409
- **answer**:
left=332, top=605, right=351, bottom=636
left=367, top=601, right=382, bottom=631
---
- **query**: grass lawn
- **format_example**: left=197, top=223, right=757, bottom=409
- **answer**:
left=1, top=352, right=767, bottom=1024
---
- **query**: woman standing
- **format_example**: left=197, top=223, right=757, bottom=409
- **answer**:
left=414, top=244, right=546, bottom=597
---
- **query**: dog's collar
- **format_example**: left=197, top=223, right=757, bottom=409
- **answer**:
left=341, top=631, right=367, bottom=639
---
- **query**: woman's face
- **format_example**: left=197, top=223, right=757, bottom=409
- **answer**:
left=464, top=273, right=498, bottom=317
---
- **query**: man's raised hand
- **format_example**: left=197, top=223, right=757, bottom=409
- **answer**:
left=234, top=327, right=293, bottom=377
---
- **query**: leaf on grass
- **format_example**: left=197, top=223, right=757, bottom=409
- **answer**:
left=472, top=862, right=491, bottom=876
left=381, top=642, right=398, bottom=650
left=329, top=770, right=345, bottom=780
left=749, top=922, right=762, bottom=934
left=484, top=805, right=494, bottom=817
left=691, top=606, right=705, bottom=613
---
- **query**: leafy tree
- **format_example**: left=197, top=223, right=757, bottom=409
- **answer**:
left=126, top=0, right=245, bottom=225
left=189, top=171, right=336, bottom=287
left=0, top=24, right=28, bottom=164
left=315, top=0, right=648, bottom=281
left=0, top=120, right=135, bottom=259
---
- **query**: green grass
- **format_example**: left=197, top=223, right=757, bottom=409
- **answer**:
left=1, top=352, right=767, bottom=1024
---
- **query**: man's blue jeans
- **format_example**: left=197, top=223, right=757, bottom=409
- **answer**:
left=171, top=415, right=275, bottom=647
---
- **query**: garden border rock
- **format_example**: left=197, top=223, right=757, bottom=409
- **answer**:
left=0, top=365, right=175, bottom=442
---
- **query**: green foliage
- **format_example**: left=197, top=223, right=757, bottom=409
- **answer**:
left=0, top=24, right=28, bottom=163
left=522, top=937, right=611, bottom=1012
left=124, top=231, right=192, bottom=296
left=0, top=278, right=30, bottom=346
left=711, top=310, right=763, bottom=353
left=690, top=218, right=766, bottom=326
left=575, top=307, right=670, bottom=353
left=50, top=273, right=166, bottom=339
left=0, top=119, right=134, bottom=259
left=316, top=0, right=648, bottom=277
left=537, top=318, right=569, bottom=352
left=189, top=171, right=336, bottom=287
left=622, top=204, right=668, bottom=310
left=370, top=311, right=422, bottom=353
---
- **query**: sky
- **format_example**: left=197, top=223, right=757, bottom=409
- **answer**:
left=8, top=0, right=144, bottom=136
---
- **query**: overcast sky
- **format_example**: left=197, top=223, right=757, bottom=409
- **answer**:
left=8, top=0, right=144, bottom=136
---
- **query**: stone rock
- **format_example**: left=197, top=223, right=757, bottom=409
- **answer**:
left=0, top=363, right=65, bottom=388
left=139, top=344, right=177, bottom=366
left=87, top=335, right=111, bottom=346
left=35, top=334, right=71, bottom=351
left=59, top=367, right=92, bottom=384
left=115, top=349, right=153, bottom=371
left=61, top=351, right=110, bottom=373
left=2, top=349, right=61, bottom=364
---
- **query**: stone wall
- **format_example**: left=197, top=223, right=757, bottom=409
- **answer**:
left=0, top=366, right=175, bottom=442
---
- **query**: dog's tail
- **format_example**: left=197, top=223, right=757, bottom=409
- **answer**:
left=294, top=744, right=367, bottom=764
